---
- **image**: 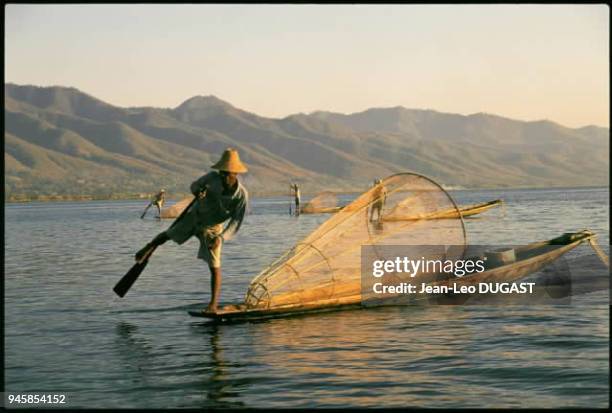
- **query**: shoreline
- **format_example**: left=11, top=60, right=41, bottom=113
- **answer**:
left=4, top=185, right=609, bottom=204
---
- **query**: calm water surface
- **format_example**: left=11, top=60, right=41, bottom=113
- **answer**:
left=4, top=187, right=609, bottom=408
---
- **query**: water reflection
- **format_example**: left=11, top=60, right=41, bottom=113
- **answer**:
left=115, top=322, right=155, bottom=377
left=232, top=306, right=479, bottom=406
left=180, top=301, right=608, bottom=407
left=115, top=321, right=245, bottom=408
left=190, top=323, right=245, bottom=408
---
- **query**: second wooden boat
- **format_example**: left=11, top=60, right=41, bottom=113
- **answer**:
left=456, top=199, right=503, bottom=218
left=383, top=199, right=503, bottom=221
left=189, top=230, right=604, bottom=322
left=302, top=196, right=503, bottom=218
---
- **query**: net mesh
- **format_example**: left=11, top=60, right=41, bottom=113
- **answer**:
left=159, top=196, right=194, bottom=219
left=244, top=173, right=467, bottom=309
left=300, top=191, right=342, bottom=214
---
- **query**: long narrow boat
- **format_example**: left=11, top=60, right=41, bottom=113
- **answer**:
left=189, top=230, right=604, bottom=322
left=302, top=199, right=503, bottom=217
left=382, top=199, right=503, bottom=221
left=455, top=199, right=503, bottom=218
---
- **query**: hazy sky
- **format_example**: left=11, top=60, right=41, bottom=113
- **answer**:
left=5, top=4, right=609, bottom=128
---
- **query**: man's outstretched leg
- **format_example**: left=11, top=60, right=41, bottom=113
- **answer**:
left=135, top=232, right=170, bottom=261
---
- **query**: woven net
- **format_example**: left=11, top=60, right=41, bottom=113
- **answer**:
left=300, top=191, right=342, bottom=214
left=244, top=173, right=467, bottom=310
left=159, top=196, right=194, bottom=219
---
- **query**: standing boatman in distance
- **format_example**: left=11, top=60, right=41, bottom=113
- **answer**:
left=141, top=188, right=166, bottom=219
left=292, top=183, right=301, bottom=216
left=369, top=178, right=387, bottom=222
left=135, top=148, right=249, bottom=313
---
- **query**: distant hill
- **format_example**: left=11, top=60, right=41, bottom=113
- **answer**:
left=4, top=83, right=609, bottom=200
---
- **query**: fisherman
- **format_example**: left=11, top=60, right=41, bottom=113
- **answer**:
left=141, top=189, right=166, bottom=219
left=135, top=148, right=249, bottom=313
left=293, top=183, right=301, bottom=215
left=369, top=178, right=387, bottom=222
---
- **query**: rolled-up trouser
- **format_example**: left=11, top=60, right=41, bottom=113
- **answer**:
left=166, top=213, right=223, bottom=268
left=195, top=224, right=223, bottom=268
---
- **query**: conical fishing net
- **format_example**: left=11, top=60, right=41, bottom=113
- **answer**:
left=160, top=196, right=194, bottom=219
left=300, top=191, right=342, bottom=214
left=244, top=173, right=467, bottom=310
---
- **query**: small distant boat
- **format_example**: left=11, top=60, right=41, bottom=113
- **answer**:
left=189, top=230, right=605, bottom=322
left=159, top=196, right=194, bottom=219
left=299, top=191, right=343, bottom=214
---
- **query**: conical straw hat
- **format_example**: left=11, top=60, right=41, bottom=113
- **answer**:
left=211, top=148, right=248, bottom=173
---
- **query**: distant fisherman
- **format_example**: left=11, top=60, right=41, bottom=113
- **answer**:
left=369, top=178, right=387, bottom=222
left=135, top=148, right=249, bottom=313
left=293, top=184, right=301, bottom=215
left=141, top=189, right=166, bottom=219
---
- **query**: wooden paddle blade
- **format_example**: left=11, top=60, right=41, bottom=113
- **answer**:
left=114, top=244, right=158, bottom=297
left=115, top=198, right=195, bottom=299
left=113, top=259, right=149, bottom=297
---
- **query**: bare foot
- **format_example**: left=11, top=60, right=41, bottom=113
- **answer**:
left=205, top=303, right=218, bottom=314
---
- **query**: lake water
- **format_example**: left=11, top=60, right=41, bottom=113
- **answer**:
left=4, top=187, right=609, bottom=408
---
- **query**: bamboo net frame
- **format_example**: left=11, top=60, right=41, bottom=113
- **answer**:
left=244, top=173, right=467, bottom=309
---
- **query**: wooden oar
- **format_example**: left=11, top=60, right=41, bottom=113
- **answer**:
left=114, top=197, right=198, bottom=297
left=140, top=202, right=151, bottom=219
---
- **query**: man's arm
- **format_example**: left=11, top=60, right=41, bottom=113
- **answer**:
left=218, top=191, right=248, bottom=242
left=190, top=172, right=215, bottom=196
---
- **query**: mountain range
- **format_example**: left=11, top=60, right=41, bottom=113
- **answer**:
left=4, top=83, right=609, bottom=200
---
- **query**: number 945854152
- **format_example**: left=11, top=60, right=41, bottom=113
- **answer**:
left=6, top=393, right=67, bottom=405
